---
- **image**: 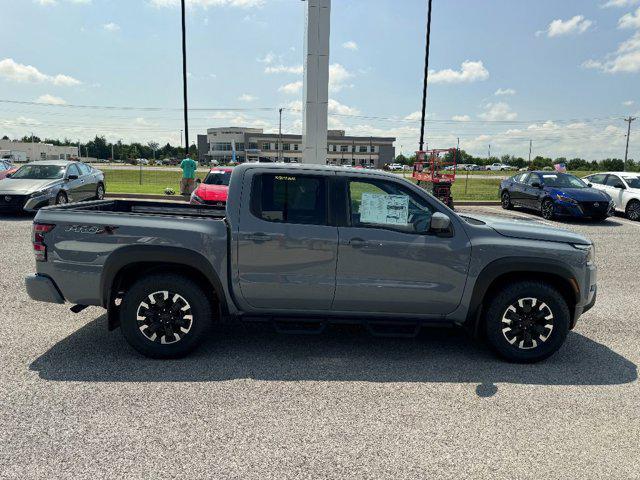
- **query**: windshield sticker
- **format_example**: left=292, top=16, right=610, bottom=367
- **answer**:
left=359, top=193, right=409, bottom=225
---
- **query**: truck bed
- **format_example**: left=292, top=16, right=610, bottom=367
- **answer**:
left=41, top=199, right=227, bottom=218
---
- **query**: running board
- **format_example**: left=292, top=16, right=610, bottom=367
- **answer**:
left=365, top=320, right=421, bottom=338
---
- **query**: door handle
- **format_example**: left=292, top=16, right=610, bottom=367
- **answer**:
left=349, top=237, right=367, bottom=248
left=244, top=232, right=273, bottom=242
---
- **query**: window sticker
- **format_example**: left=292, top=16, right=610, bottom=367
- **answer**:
left=359, top=193, right=409, bottom=225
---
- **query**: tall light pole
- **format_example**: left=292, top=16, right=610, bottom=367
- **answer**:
left=418, top=0, right=433, bottom=153
left=624, top=116, right=636, bottom=171
left=181, top=0, right=189, bottom=156
left=528, top=139, right=532, bottom=163
left=278, top=107, right=283, bottom=162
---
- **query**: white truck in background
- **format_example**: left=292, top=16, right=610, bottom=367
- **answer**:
left=0, top=150, right=27, bottom=163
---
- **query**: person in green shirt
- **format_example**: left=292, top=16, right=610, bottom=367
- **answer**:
left=179, top=156, right=198, bottom=195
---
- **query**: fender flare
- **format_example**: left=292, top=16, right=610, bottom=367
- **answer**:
left=100, top=245, right=228, bottom=315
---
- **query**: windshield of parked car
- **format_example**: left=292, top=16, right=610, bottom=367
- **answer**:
left=11, top=164, right=65, bottom=180
left=540, top=173, right=587, bottom=189
left=204, top=170, right=231, bottom=186
left=622, top=176, right=640, bottom=189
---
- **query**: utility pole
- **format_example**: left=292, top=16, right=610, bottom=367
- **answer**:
left=180, top=0, right=189, bottom=156
left=111, top=143, right=114, bottom=164
left=488, top=144, right=491, bottom=159
left=31, top=132, right=34, bottom=161
left=624, top=116, right=637, bottom=171
left=369, top=136, right=372, bottom=166
left=528, top=139, right=532, bottom=163
left=418, top=0, right=433, bottom=152
left=278, top=107, right=283, bottom=162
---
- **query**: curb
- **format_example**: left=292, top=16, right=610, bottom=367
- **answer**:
left=107, top=192, right=500, bottom=207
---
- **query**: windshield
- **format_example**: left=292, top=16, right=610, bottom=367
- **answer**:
left=622, top=176, right=640, bottom=189
left=204, top=170, right=231, bottom=186
left=11, top=164, right=65, bottom=180
left=541, top=173, right=587, bottom=189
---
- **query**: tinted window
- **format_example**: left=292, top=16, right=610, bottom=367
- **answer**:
left=525, top=173, right=540, bottom=186
left=251, top=174, right=326, bottom=225
left=540, top=173, right=587, bottom=188
left=605, top=175, right=623, bottom=188
left=588, top=174, right=607, bottom=184
left=67, top=164, right=80, bottom=177
left=348, top=179, right=435, bottom=234
left=622, top=176, right=640, bottom=189
left=512, top=173, right=526, bottom=183
left=77, top=163, right=91, bottom=175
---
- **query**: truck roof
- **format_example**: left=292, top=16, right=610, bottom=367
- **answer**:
left=234, top=162, right=401, bottom=180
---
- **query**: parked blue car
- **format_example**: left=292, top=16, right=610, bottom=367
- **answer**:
left=500, top=171, right=614, bottom=221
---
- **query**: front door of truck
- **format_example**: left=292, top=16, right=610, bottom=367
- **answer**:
left=332, top=176, right=471, bottom=315
left=236, top=171, right=338, bottom=311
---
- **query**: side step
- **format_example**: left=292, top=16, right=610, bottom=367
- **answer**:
left=272, top=318, right=327, bottom=335
left=365, top=320, right=421, bottom=338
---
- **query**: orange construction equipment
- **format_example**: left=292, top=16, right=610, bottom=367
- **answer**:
left=412, top=148, right=457, bottom=208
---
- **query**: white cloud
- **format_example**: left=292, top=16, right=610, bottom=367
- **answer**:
left=583, top=31, right=640, bottom=73
left=342, top=41, right=358, bottom=51
left=623, top=100, right=635, bottom=106
left=0, top=58, right=81, bottom=86
left=264, top=64, right=303, bottom=74
left=149, top=0, right=264, bottom=8
left=495, top=88, right=516, bottom=96
left=329, top=63, right=354, bottom=92
left=238, top=93, right=257, bottom=102
left=36, top=94, right=67, bottom=105
left=278, top=81, right=303, bottom=95
left=328, top=99, right=359, bottom=116
left=478, top=102, right=518, bottom=121
left=602, top=0, right=639, bottom=7
left=619, top=7, right=640, bottom=29
left=404, top=111, right=422, bottom=121
left=34, top=0, right=57, bottom=5
left=538, top=15, right=593, bottom=37
left=258, top=52, right=275, bottom=64
left=103, top=22, right=120, bottom=32
left=429, top=60, right=489, bottom=84
left=452, top=115, right=471, bottom=122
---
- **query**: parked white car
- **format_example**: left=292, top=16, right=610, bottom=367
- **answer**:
left=583, top=172, right=640, bottom=221
left=486, top=163, right=516, bottom=171
left=387, top=163, right=404, bottom=171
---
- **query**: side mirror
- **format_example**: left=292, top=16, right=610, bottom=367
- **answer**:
left=5, top=173, right=11, bottom=178
left=67, top=174, right=79, bottom=180
left=531, top=181, right=541, bottom=189
left=587, top=182, right=593, bottom=187
left=429, top=212, right=452, bottom=234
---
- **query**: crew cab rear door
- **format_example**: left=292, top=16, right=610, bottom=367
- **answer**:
left=332, top=175, right=471, bottom=316
left=235, top=169, right=338, bottom=311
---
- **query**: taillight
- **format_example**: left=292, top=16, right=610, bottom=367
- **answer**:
left=32, top=223, right=55, bottom=262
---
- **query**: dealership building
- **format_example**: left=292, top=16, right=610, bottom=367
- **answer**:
left=0, top=139, right=78, bottom=162
left=197, top=127, right=396, bottom=169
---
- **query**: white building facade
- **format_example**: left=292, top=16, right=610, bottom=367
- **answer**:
left=0, top=139, right=78, bottom=162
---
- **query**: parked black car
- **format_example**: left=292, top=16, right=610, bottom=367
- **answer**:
left=499, top=171, right=614, bottom=221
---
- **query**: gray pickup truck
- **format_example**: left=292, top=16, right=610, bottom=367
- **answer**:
left=25, top=163, right=597, bottom=362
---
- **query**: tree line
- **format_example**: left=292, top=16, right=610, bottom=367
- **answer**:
left=395, top=150, right=639, bottom=172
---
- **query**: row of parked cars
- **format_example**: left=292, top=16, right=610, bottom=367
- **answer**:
left=0, top=160, right=106, bottom=213
left=499, top=170, right=640, bottom=221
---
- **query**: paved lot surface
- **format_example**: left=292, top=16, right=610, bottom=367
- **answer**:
left=0, top=206, right=638, bottom=479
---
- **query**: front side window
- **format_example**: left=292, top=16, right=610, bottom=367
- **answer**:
left=77, top=163, right=91, bottom=175
left=588, top=174, right=607, bottom=184
left=67, top=164, right=80, bottom=177
left=251, top=174, right=327, bottom=225
left=11, top=164, right=65, bottom=180
left=526, top=173, right=540, bottom=186
left=348, top=179, right=435, bottom=234
left=605, top=175, right=623, bottom=188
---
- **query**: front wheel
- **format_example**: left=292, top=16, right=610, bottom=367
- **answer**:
left=120, top=273, right=212, bottom=358
left=95, top=183, right=105, bottom=200
left=55, top=191, right=68, bottom=205
left=626, top=200, right=640, bottom=221
left=484, top=281, right=570, bottom=363
left=541, top=199, right=555, bottom=220
left=501, top=191, right=513, bottom=210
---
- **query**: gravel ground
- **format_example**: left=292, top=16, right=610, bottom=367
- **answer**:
left=0, top=206, right=638, bottom=480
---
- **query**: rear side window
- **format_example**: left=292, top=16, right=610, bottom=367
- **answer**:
left=251, top=174, right=327, bottom=225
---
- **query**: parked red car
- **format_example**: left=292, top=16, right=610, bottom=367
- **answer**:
left=190, top=167, right=233, bottom=207
left=0, top=160, right=18, bottom=181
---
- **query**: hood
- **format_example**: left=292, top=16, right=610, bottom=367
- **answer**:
left=545, top=186, right=610, bottom=202
left=195, top=183, right=229, bottom=201
left=0, top=178, right=60, bottom=195
left=463, top=214, right=590, bottom=245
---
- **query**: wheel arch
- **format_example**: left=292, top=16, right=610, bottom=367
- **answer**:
left=465, top=257, right=580, bottom=335
left=101, top=246, right=229, bottom=328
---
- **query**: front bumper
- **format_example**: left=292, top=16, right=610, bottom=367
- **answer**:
left=0, top=192, right=55, bottom=213
left=572, top=264, right=597, bottom=328
left=553, top=199, right=614, bottom=218
left=25, top=274, right=65, bottom=304
left=23, top=192, right=56, bottom=212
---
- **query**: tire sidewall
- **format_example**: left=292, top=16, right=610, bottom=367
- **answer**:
left=627, top=200, right=640, bottom=221
left=96, top=183, right=105, bottom=200
left=484, top=282, right=570, bottom=363
left=56, top=191, right=68, bottom=205
left=501, top=191, right=512, bottom=210
left=120, top=274, right=211, bottom=358
left=541, top=199, right=555, bottom=220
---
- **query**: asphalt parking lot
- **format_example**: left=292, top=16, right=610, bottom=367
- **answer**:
left=0, top=206, right=638, bottom=479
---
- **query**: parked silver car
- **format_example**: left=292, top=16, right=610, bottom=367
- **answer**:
left=0, top=160, right=105, bottom=213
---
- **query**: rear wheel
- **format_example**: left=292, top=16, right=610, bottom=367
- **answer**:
left=626, top=199, right=640, bottom=221
left=120, top=274, right=211, bottom=358
left=484, top=281, right=570, bottom=363
left=501, top=191, right=513, bottom=210
left=541, top=198, right=555, bottom=220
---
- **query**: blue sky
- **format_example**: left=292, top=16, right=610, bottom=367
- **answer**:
left=1, top=0, right=639, bottom=160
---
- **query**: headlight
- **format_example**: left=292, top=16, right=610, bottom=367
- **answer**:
left=555, top=194, right=578, bottom=204
left=191, top=192, right=203, bottom=204
left=30, top=188, right=54, bottom=198
left=573, top=243, right=595, bottom=264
